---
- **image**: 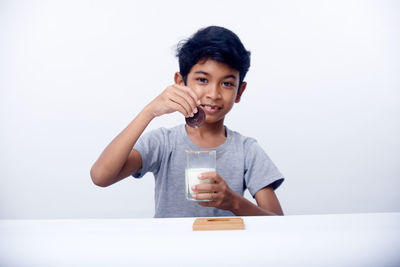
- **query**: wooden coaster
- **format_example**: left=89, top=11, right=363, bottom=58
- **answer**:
left=193, top=217, right=245, bottom=231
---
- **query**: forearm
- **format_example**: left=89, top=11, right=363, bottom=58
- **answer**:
left=90, top=106, right=155, bottom=185
left=231, top=192, right=282, bottom=216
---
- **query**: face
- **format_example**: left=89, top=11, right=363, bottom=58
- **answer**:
left=178, top=59, right=246, bottom=125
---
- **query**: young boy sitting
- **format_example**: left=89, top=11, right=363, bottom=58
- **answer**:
left=90, top=26, right=284, bottom=217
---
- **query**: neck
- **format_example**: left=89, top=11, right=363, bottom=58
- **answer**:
left=185, top=120, right=226, bottom=148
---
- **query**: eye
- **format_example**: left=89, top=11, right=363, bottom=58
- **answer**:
left=222, top=81, right=235, bottom=87
left=197, top=77, right=208, bottom=83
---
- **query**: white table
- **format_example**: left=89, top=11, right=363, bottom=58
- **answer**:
left=1, top=213, right=399, bottom=267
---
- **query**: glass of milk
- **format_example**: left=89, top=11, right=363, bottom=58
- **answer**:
left=185, top=150, right=216, bottom=201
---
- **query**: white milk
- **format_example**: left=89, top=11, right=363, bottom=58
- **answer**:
left=185, top=168, right=215, bottom=199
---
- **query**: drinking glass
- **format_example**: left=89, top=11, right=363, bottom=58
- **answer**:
left=185, top=150, right=216, bottom=201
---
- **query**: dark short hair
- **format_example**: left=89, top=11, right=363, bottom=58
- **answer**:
left=176, top=26, right=251, bottom=85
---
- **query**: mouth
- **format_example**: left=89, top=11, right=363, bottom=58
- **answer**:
left=201, top=104, right=222, bottom=112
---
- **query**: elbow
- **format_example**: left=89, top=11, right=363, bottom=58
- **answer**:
left=90, top=166, right=110, bottom=187
left=275, top=207, right=284, bottom=216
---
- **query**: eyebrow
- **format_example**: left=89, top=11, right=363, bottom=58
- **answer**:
left=194, top=71, right=237, bottom=80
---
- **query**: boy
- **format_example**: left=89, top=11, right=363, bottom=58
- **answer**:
left=90, top=26, right=284, bottom=217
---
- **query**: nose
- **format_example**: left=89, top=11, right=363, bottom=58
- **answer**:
left=205, top=83, right=221, bottom=100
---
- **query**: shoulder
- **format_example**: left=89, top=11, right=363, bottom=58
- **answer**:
left=226, top=127, right=269, bottom=165
left=142, top=124, right=183, bottom=138
left=137, top=125, right=185, bottom=149
left=226, top=127, right=259, bottom=151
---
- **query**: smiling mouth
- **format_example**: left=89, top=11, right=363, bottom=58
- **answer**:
left=201, top=104, right=222, bottom=111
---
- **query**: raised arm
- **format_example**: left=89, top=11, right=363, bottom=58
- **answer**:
left=90, top=83, right=199, bottom=187
left=90, top=107, right=154, bottom=187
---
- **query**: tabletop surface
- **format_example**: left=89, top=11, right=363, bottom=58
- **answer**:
left=1, top=212, right=399, bottom=267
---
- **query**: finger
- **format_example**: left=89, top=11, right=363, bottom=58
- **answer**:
left=167, top=91, right=194, bottom=117
left=172, top=85, right=198, bottom=114
left=192, top=183, right=218, bottom=193
left=193, top=192, right=215, bottom=201
left=197, top=201, right=215, bottom=207
left=174, top=84, right=199, bottom=108
left=197, top=200, right=217, bottom=207
left=198, top=172, right=221, bottom=183
left=169, top=101, right=191, bottom=118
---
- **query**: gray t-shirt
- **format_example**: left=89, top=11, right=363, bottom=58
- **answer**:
left=133, top=124, right=284, bottom=218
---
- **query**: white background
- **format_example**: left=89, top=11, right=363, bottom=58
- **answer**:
left=0, top=0, right=399, bottom=219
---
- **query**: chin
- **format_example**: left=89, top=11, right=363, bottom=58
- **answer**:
left=204, top=117, right=225, bottom=125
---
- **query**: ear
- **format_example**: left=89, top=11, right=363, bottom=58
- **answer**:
left=174, top=72, right=185, bottom=85
left=235, top=82, right=247, bottom=103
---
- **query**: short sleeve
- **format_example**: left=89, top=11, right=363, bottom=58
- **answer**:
left=132, top=128, right=166, bottom=178
left=244, top=140, right=284, bottom=197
